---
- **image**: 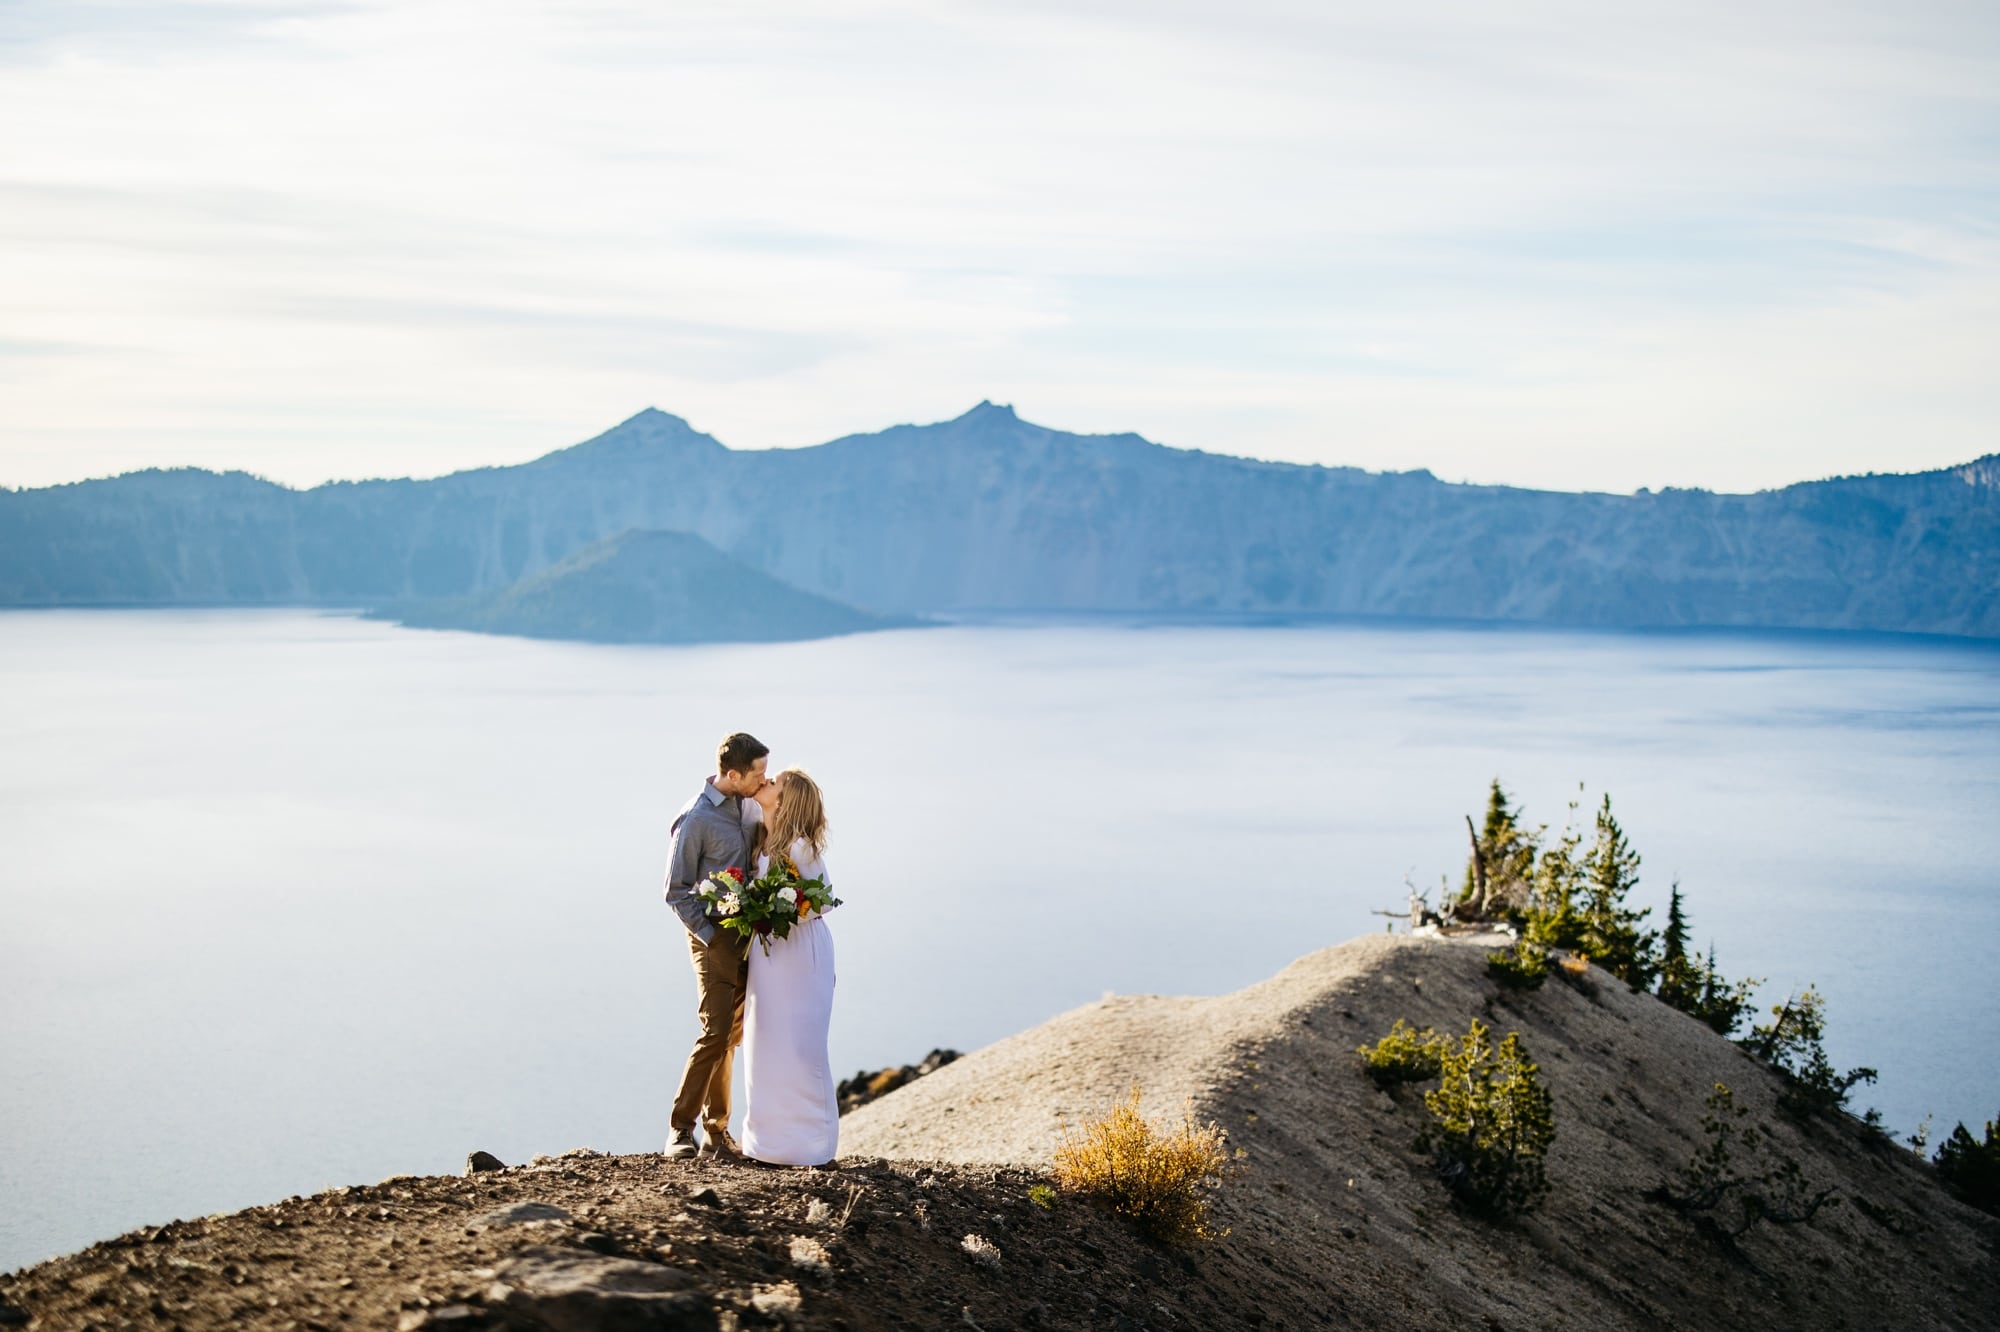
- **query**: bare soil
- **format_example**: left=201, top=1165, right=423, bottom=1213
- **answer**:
left=7, top=932, right=1999, bottom=1331
left=843, top=931, right=2000, bottom=1331
left=0, top=1149, right=1304, bottom=1332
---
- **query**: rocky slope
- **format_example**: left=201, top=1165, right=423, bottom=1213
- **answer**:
left=3, top=404, right=1995, bottom=638
left=3, top=934, right=1995, bottom=1331
left=0, top=1153, right=1272, bottom=1332
left=842, top=931, right=2000, bottom=1330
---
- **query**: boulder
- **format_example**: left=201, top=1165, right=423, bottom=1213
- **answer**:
left=491, top=1245, right=711, bottom=1332
left=836, top=1048, right=960, bottom=1114
left=468, top=1201, right=571, bottom=1230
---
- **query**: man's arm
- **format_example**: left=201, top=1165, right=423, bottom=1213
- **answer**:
left=664, top=809, right=717, bottom=944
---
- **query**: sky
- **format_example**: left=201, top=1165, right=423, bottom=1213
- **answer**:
left=2, top=0, right=1997, bottom=494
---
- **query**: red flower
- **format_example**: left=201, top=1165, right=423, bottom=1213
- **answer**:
left=723, top=867, right=743, bottom=881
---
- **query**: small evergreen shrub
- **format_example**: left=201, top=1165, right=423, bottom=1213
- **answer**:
left=1052, top=1085, right=1230, bottom=1244
left=1655, top=886, right=1762, bottom=1037
left=1459, top=779, right=1540, bottom=918
left=1460, top=783, right=1761, bottom=1020
left=1685, top=947, right=1761, bottom=1038
left=1417, top=1019, right=1556, bottom=1217
left=1514, top=792, right=1657, bottom=989
left=1446, top=777, right=1884, bottom=1196
left=1522, top=806, right=1590, bottom=956
left=1026, top=1183, right=1058, bottom=1210
left=1650, top=1082, right=1836, bottom=1244
left=1656, top=884, right=1699, bottom=1008
left=1573, top=796, right=1658, bottom=989
left=1357, top=1019, right=1446, bottom=1087
left=1933, top=1113, right=2000, bottom=1215
left=1742, top=988, right=1877, bottom=1119
left=1487, top=939, right=1549, bottom=990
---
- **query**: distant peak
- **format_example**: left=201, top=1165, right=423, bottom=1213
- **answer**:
left=955, top=400, right=1018, bottom=422
left=621, top=406, right=695, bottom=429
left=536, top=408, right=726, bottom=466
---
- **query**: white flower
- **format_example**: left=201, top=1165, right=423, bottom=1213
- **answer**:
left=960, top=1233, right=1001, bottom=1269
left=788, top=1235, right=830, bottom=1274
left=719, top=892, right=742, bottom=915
left=778, top=886, right=798, bottom=905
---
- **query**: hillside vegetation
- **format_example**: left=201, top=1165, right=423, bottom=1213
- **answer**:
left=842, top=932, right=2000, bottom=1329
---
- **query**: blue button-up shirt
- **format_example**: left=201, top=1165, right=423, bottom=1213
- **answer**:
left=664, top=779, right=753, bottom=944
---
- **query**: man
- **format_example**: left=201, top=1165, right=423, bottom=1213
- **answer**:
left=663, top=731, right=769, bottom=1159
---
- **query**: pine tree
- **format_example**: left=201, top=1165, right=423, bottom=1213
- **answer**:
left=1696, top=943, right=1725, bottom=1024
left=1656, top=883, right=1698, bottom=1011
left=1417, top=1020, right=1556, bottom=1216
left=1933, top=1113, right=2000, bottom=1214
left=1744, top=987, right=1876, bottom=1118
left=1523, top=791, right=1588, bottom=953
left=1578, top=794, right=1658, bottom=989
left=1690, top=941, right=1760, bottom=1037
left=1460, top=779, right=1537, bottom=916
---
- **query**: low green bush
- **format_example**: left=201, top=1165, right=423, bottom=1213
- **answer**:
left=1356, top=1019, right=1445, bottom=1087
left=1486, top=940, right=1549, bottom=990
left=1649, top=1082, right=1837, bottom=1248
left=1933, top=1113, right=2000, bottom=1215
left=1416, top=1019, right=1556, bottom=1217
left=1655, top=887, right=1762, bottom=1036
left=1742, top=988, right=1877, bottom=1120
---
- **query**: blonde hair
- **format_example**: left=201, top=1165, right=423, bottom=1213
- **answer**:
left=760, top=768, right=828, bottom=864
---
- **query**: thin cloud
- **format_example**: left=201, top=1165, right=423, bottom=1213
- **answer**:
left=0, top=0, right=1995, bottom=491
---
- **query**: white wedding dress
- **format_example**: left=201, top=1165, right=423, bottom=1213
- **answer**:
left=741, top=836, right=839, bottom=1166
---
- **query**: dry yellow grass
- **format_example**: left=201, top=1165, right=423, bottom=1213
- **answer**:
left=1052, top=1085, right=1231, bottom=1244
left=1557, top=952, right=1590, bottom=979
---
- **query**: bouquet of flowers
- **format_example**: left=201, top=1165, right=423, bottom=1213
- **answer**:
left=696, top=856, right=840, bottom=956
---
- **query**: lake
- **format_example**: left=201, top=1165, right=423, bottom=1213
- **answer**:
left=2, top=609, right=1997, bottom=1271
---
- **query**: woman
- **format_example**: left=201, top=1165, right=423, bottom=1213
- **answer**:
left=741, top=768, right=840, bottom=1166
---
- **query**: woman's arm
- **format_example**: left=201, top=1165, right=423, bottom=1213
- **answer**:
left=792, top=838, right=831, bottom=887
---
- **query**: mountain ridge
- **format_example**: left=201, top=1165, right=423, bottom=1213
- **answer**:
left=7, top=403, right=1993, bottom=497
left=3, top=404, right=1994, bottom=639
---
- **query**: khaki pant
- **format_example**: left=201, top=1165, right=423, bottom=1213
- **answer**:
left=671, top=928, right=748, bottom=1135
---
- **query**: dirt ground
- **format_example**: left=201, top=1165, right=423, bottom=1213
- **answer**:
left=0, top=1149, right=1321, bottom=1332
left=843, top=931, right=2000, bottom=1331
left=7, top=932, right=1999, bottom=1331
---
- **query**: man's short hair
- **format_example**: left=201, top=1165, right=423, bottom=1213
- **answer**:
left=717, top=732, right=769, bottom=776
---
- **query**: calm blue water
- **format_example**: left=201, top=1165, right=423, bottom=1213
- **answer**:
left=2, top=609, right=1997, bottom=1270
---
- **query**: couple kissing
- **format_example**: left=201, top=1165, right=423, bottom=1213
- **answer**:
left=662, top=732, right=840, bottom=1167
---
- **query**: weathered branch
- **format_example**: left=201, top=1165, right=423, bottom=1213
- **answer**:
left=1466, top=815, right=1489, bottom=914
left=1716, top=1187, right=1837, bottom=1237
left=1647, top=1178, right=1838, bottom=1244
left=1751, top=997, right=1796, bottom=1062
